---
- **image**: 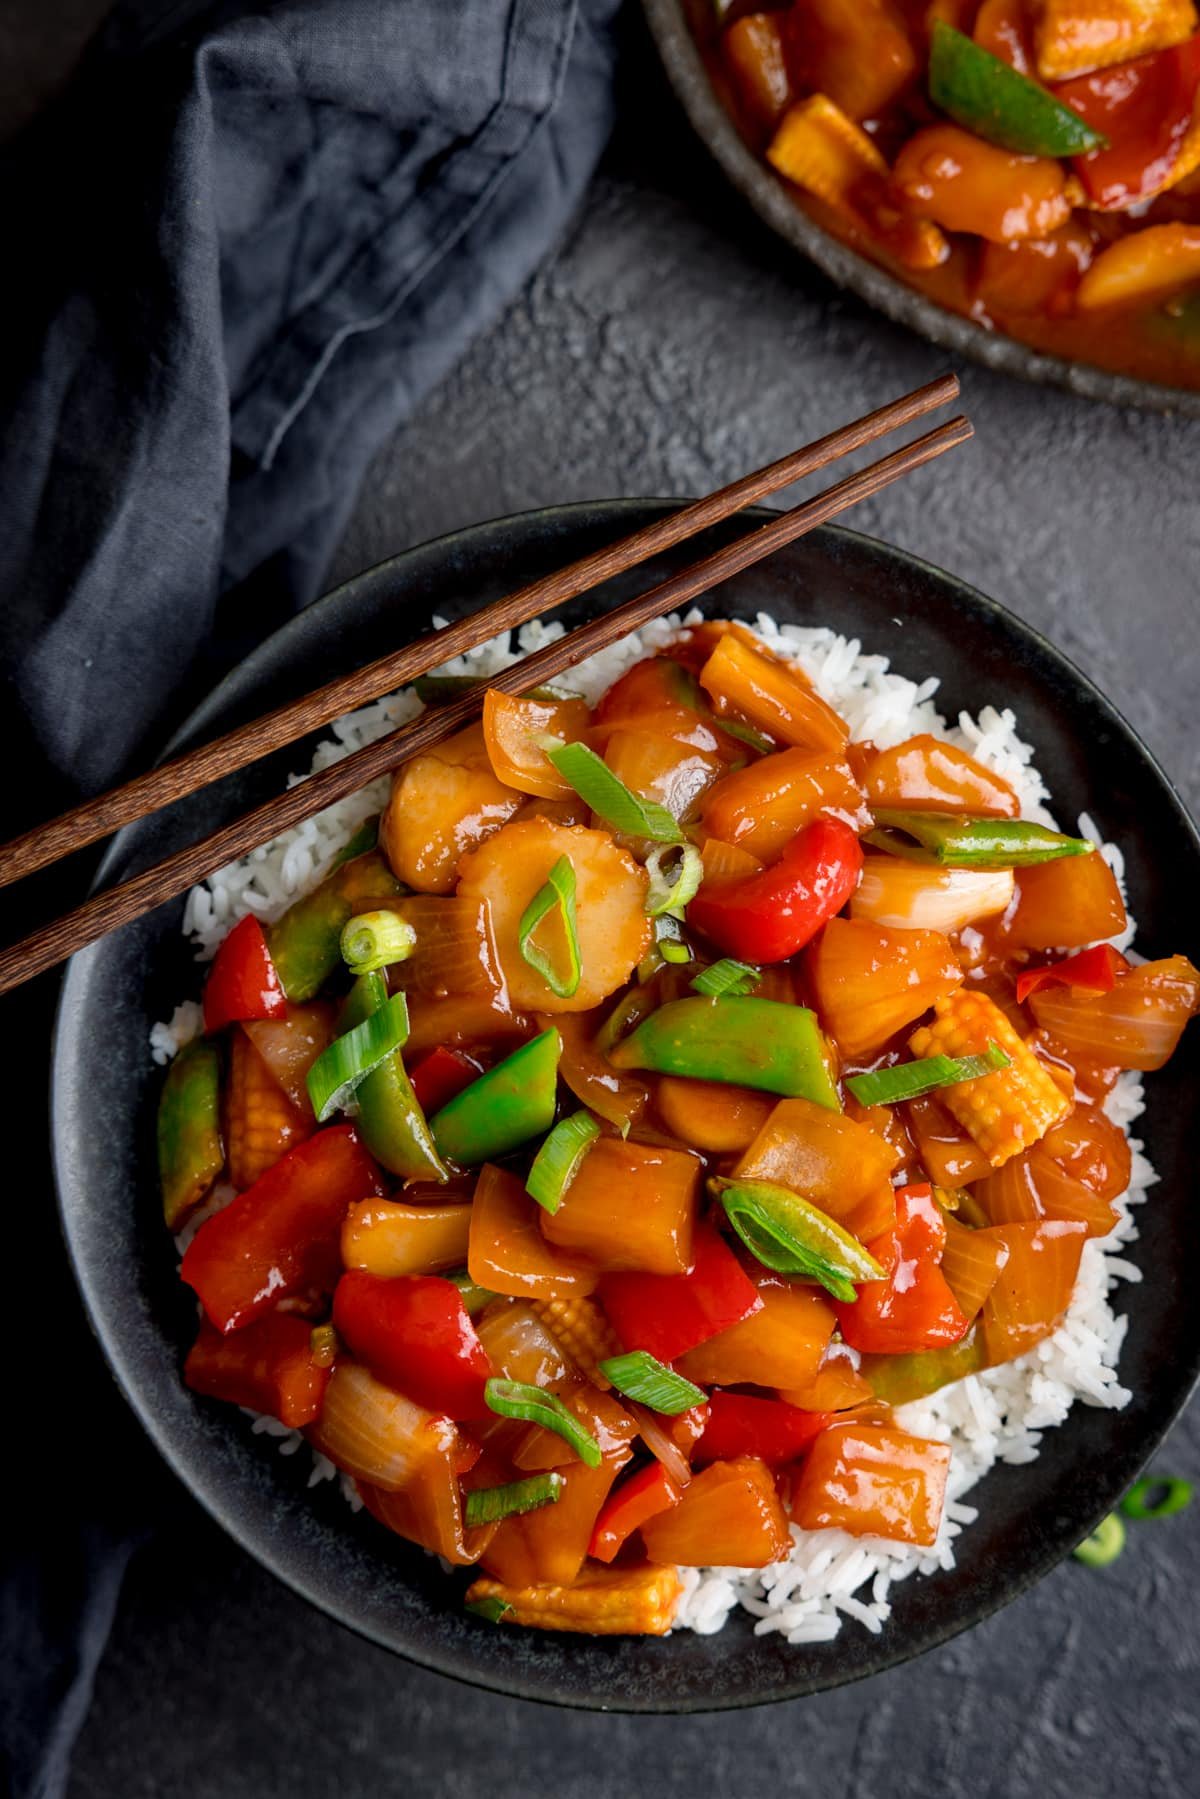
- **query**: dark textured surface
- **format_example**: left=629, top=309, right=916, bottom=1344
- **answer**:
left=10, top=5, right=1199, bottom=1794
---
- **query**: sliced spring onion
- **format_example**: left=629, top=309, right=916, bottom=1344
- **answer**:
left=517, top=855, right=581, bottom=999
left=305, top=990, right=410, bottom=1123
left=715, top=1177, right=885, bottom=1302
left=598, top=1351, right=706, bottom=1415
left=636, top=916, right=692, bottom=984
left=690, top=958, right=760, bottom=999
left=1120, top=1476, right=1194, bottom=1521
left=526, top=1110, right=601, bottom=1214
left=464, top=1595, right=513, bottom=1623
left=661, top=939, right=692, bottom=965
left=464, top=1471, right=565, bottom=1527
left=846, top=1043, right=1011, bottom=1107
left=1072, top=1513, right=1126, bottom=1566
left=869, top=810, right=1095, bottom=869
left=447, top=1269, right=499, bottom=1316
left=339, top=909, right=417, bottom=977
left=644, top=843, right=704, bottom=919
left=483, top=1377, right=602, bottom=1468
left=542, top=739, right=683, bottom=843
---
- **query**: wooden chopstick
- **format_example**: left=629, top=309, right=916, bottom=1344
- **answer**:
left=0, top=374, right=958, bottom=892
left=0, top=411, right=971, bottom=997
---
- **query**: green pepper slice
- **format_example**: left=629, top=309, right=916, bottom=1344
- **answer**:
left=860, top=1327, right=985, bottom=1406
left=338, top=972, right=447, bottom=1181
left=266, top=847, right=401, bottom=1001
left=929, top=22, right=1107, bottom=157
left=158, top=1037, right=224, bottom=1229
left=430, top=1028, right=561, bottom=1166
left=607, top=996, right=840, bottom=1107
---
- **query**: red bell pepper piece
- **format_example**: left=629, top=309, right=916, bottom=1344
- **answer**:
left=181, top=1124, right=383, bottom=1333
left=184, top=1312, right=330, bottom=1428
left=835, top=1183, right=969, bottom=1356
left=408, top=1046, right=481, bottom=1117
left=687, top=816, right=863, bottom=963
left=694, top=1392, right=832, bottom=1467
left=588, top=1462, right=683, bottom=1563
left=599, top=1223, right=763, bottom=1362
left=332, top=1271, right=492, bottom=1419
left=1060, top=37, right=1200, bottom=210
left=1015, top=943, right=1128, bottom=1006
left=203, top=915, right=287, bottom=1032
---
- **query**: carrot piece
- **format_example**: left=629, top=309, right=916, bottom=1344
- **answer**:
left=641, top=1456, right=791, bottom=1568
left=860, top=734, right=1019, bottom=817
left=980, top=1219, right=1088, bottom=1365
left=469, top=1164, right=599, bottom=1302
left=482, top=690, right=591, bottom=800
left=893, top=124, right=1075, bottom=241
left=380, top=722, right=524, bottom=894
left=939, top=1213, right=1011, bottom=1323
left=790, top=1421, right=951, bottom=1547
left=700, top=747, right=868, bottom=863
left=1004, top=852, right=1127, bottom=951
left=698, top=633, right=850, bottom=753
left=226, top=1029, right=312, bottom=1191
left=676, top=1272, right=835, bottom=1390
left=655, top=1076, right=775, bottom=1154
left=457, top=818, right=650, bottom=1014
left=540, top=1138, right=700, bottom=1275
left=341, top=1197, right=473, bottom=1278
left=806, top=917, right=964, bottom=1060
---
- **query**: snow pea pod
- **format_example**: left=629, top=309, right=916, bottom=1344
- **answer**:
left=267, top=835, right=401, bottom=1001
left=430, top=1027, right=561, bottom=1166
left=158, top=1037, right=224, bottom=1229
left=339, top=972, right=447, bottom=1182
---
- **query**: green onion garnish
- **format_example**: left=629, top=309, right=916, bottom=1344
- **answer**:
left=636, top=915, right=692, bottom=983
left=691, top=958, right=760, bottom=998
left=305, top=990, right=410, bottom=1123
left=661, top=939, right=692, bottom=965
left=598, top=1351, right=706, bottom=1415
left=1120, top=1476, right=1194, bottom=1521
left=868, top=810, right=1095, bottom=869
left=517, top=855, right=581, bottom=999
left=483, top=1378, right=602, bottom=1468
left=339, top=909, right=417, bottom=977
left=1072, top=1513, right=1126, bottom=1566
left=715, top=1177, right=885, bottom=1303
left=644, top=844, right=704, bottom=919
left=447, top=1270, right=498, bottom=1315
left=526, top=1110, right=600, bottom=1214
left=464, top=1595, right=513, bottom=1623
left=542, top=740, right=683, bottom=843
left=846, top=1043, right=1011, bottom=1108
left=464, top=1472, right=566, bottom=1527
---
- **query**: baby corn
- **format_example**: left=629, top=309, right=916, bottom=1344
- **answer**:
left=530, top=1295, right=622, bottom=1387
left=909, top=989, right=1071, bottom=1167
left=226, top=1029, right=310, bottom=1191
left=466, top=1564, right=684, bottom=1635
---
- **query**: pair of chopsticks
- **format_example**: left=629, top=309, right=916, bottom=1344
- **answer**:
left=0, top=374, right=970, bottom=996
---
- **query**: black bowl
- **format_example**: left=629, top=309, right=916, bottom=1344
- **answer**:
left=642, top=0, right=1200, bottom=420
left=52, top=502, right=1200, bottom=1710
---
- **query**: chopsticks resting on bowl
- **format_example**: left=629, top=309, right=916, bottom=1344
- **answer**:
left=0, top=378, right=970, bottom=996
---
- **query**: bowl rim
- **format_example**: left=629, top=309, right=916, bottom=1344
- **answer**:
left=50, top=500, right=1200, bottom=1710
left=640, top=0, right=1200, bottom=420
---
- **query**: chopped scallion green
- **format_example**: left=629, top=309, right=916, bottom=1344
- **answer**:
left=542, top=740, right=683, bottom=843
left=339, top=909, right=417, bottom=977
left=690, top=958, right=759, bottom=998
left=464, top=1472, right=565, bottom=1527
left=305, top=991, right=410, bottom=1123
left=483, top=1378, right=602, bottom=1468
left=1120, top=1476, right=1194, bottom=1521
left=846, top=1043, right=1010, bottom=1108
left=526, top=1110, right=601, bottom=1214
left=464, top=1595, right=513, bottom=1623
left=598, top=1351, right=706, bottom=1415
left=517, top=855, right=581, bottom=999
left=1072, top=1513, right=1126, bottom=1566
left=715, top=1177, right=885, bottom=1302
left=644, top=844, right=704, bottom=919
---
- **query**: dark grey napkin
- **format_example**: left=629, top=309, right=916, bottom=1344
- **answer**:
left=0, top=2, right=619, bottom=1791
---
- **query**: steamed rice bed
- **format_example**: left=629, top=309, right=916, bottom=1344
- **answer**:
left=154, top=608, right=1151, bottom=1644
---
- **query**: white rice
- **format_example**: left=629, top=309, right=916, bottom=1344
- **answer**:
left=154, top=608, right=1150, bottom=1643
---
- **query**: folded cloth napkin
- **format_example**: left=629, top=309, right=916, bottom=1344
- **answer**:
left=0, top=2, right=619, bottom=1791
